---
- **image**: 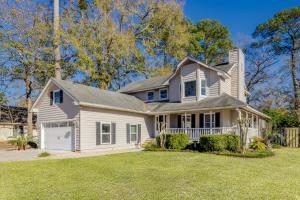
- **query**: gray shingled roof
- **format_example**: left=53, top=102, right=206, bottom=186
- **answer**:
left=119, top=75, right=170, bottom=93
left=52, top=78, right=148, bottom=112
left=147, top=93, right=247, bottom=113
left=52, top=79, right=248, bottom=114
left=213, top=63, right=235, bottom=72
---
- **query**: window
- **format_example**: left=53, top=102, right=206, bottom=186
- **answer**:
left=53, top=90, right=62, bottom=104
left=182, top=114, right=191, bottom=128
left=204, top=113, right=215, bottom=128
left=184, top=81, right=196, bottom=97
left=101, top=123, right=111, bottom=144
left=201, top=79, right=207, bottom=96
left=147, top=91, right=154, bottom=101
left=130, top=124, right=137, bottom=142
left=159, top=89, right=168, bottom=100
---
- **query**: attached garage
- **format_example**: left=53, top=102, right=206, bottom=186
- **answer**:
left=42, top=121, right=75, bottom=151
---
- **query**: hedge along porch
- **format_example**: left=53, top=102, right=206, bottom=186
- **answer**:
left=154, top=107, right=267, bottom=143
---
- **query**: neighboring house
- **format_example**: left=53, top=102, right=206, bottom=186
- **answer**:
left=31, top=48, right=269, bottom=152
left=0, top=105, right=37, bottom=141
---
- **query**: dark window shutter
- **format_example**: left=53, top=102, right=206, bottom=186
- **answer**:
left=126, top=123, right=130, bottom=144
left=215, top=112, right=220, bottom=127
left=59, top=90, right=63, bottom=103
left=50, top=91, right=53, bottom=105
left=177, top=115, right=181, bottom=128
left=111, top=123, right=116, bottom=144
left=191, top=114, right=195, bottom=128
left=138, top=124, right=141, bottom=144
left=199, top=114, right=204, bottom=128
left=96, top=122, right=101, bottom=145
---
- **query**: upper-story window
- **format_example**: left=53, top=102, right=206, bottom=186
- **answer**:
left=50, top=90, right=63, bottom=105
left=184, top=80, right=196, bottom=97
left=159, top=89, right=168, bottom=100
left=201, top=79, right=207, bottom=96
left=147, top=91, right=154, bottom=101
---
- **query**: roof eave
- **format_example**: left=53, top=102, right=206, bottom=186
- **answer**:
left=120, top=85, right=168, bottom=94
left=151, top=105, right=247, bottom=114
left=31, top=78, right=79, bottom=113
left=79, top=102, right=152, bottom=115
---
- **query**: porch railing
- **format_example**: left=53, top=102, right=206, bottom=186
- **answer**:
left=162, top=127, right=237, bottom=141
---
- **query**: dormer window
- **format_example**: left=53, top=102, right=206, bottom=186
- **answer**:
left=184, top=80, right=196, bottom=97
left=159, top=89, right=168, bottom=100
left=50, top=90, right=63, bottom=105
left=147, top=91, right=154, bottom=101
left=201, top=79, right=207, bottom=96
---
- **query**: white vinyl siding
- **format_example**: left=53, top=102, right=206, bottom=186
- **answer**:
left=130, top=87, right=168, bottom=102
left=181, top=63, right=197, bottom=102
left=220, top=77, right=231, bottom=95
left=79, top=107, right=154, bottom=151
left=169, top=72, right=181, bottom=102
left=36, top=83, right=80, bottom=151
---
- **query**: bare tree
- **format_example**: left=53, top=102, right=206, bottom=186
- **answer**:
left=54, top=0, right=61, bottom=79
left=245, top=46, right=277, bottom=104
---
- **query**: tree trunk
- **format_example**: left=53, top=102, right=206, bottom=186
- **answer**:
left=291, top=49, right=300, bottom=117
left=27, top=98, right=33, bottom=136
left=54, top=0, right=61, bottom=80
left=25, top=77, right=33, bottom=135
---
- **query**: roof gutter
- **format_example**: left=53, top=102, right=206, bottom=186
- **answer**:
left=120, top=85, right=168, bottom=94
left=244, top=106, right=270, bottom=119
left=151, top=105, right=247, bottom=115
left=79, top=102, right=153, bottom=115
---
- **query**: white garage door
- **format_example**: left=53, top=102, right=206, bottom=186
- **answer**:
left=43, top=121, right=74, bottom=151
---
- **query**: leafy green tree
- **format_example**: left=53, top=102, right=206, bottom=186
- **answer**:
left=263, top=108, right=299, bottom=129
left=0, top=92, right=6, bottom=104
left=63, top=0, right=189, bottom=90
left=253, top=7, right=300, bottom=115
left=0, top=0, right=55, bottom=134
left=188, top=19, right=234, bottom=65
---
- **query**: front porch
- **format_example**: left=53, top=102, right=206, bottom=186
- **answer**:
left=154, top=108, right=265, bottom=141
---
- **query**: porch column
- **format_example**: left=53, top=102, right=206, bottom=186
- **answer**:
left=236, top=109, right=242, bottom=136
left=196, top=68, right=200, bottom=101
left=184, top=112, right=187, bottom=129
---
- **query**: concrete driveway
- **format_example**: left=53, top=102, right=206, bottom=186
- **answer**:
left=0, top=149, right=42, bottom=162
left=0, top=148, right=142, bottom=162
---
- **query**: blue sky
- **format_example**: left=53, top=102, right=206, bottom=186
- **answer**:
left=184, top=0, right=299, bottom=45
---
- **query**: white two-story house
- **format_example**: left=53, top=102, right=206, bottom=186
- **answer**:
left=31, top=48, right=269, bottom=152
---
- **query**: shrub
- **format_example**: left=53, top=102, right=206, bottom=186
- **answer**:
left=249, top=137, right=266, bottom=151
left=143, top=140, right=159, bottom=151
left=271, top=143, right=281, bottom=149
left=199, top=134, right=240, bottom=152
left=225, top=135, right=240, bottom=152
left=156, top=133, right=189, bottom=150
left=38, top=152, right=50, bottom=157
left=8, top=135, right=37, bottom=150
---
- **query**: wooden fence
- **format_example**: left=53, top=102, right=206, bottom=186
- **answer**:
left=285, top=128, right=299, bottom=148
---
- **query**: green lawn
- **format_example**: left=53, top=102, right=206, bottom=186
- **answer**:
left=1, top=148, right=300, bottom=200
